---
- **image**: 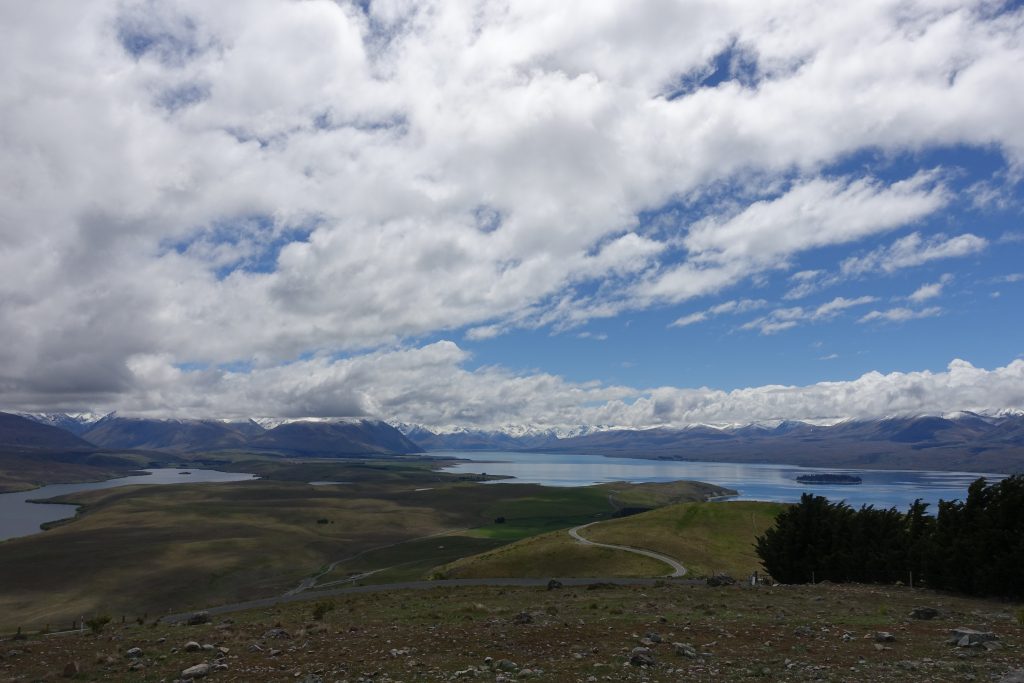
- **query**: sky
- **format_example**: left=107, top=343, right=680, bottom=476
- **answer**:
left=1, top=0, right=1023, bottom=428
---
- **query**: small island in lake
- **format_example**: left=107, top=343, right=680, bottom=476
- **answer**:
left=796, top=473, right=862, bottom=485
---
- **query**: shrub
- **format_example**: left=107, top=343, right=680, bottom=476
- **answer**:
left=86, top=615, right=111, bottom=635
left=312, top=601, right=335, bottom=621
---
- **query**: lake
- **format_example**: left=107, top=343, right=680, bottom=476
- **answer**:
left=438, top=451, right=1005, bottom=510
left=0, top=469, right=257, bottom=542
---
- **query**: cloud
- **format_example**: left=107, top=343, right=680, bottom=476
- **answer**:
left=859, top=306, right=943, bottom=324
left=7, top=343, right=1022, bottom=430
left=639, top=172, right=947, bottom=310
left=812, top=296, right=878, bottom=319
left=682, top=173, right=948, bottom=269
left=0, top=1, right=1022, bottom=412
left=841, top=232, right=988, bottom=276
left=784, top=270, right=827, bottom=300
left=740, top=295, right=876, bottom=335
left=669, top=298, right=766, bottom=328
left=908, top=273, right=953, bottom=302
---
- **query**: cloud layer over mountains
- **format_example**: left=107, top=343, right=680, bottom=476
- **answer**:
left=1, top=1, right=1022, bottom=426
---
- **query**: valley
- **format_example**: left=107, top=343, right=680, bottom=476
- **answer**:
left=0, top=408, right=1021, bottom=682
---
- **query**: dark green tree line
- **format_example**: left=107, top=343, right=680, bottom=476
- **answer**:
left=755, top=475, right=1024, bottom=598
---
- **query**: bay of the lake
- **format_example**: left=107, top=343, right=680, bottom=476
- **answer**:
left=438, top=451, right=1006, bottom=510
left=0, top=469, right=257, bottom=542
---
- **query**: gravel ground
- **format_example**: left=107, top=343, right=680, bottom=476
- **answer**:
left=2, top=581, right=1022, bottom=682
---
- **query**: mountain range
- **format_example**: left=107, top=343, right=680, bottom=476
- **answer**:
left=3, top=412, right=419, bottom=457
left=4, top=410, right=1024, bottom=472
left=391, top=412, right=1024, bottom=472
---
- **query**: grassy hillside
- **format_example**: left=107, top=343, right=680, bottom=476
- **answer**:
left=595, top=479, right=736, bottom=509
left=584, top=501, right=788, bottom=578
left=439, top=500, right=786, bottom=581
left=0, top=459, right=628, bottom=629
left=0, top=452, right=155, bottom=493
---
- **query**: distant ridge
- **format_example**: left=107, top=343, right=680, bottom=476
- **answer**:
left=10, top=412, right=419, bottom=457
left=0, top=412, right=97, bottom=453
left=8, top=410, right=1024, bottom=471
left=394, top=412, right=1024, bottom=473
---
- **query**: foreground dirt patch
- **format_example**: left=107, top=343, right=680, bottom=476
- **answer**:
left=2, top=582, right=1022, bottom=682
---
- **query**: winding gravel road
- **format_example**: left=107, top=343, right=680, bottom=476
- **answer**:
left=162, top=522, right=691, bottom=624
left=568, top=522, right=687, bottom=577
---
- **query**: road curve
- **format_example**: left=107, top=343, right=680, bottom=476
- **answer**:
left=568, top=522, right=687, bottom=578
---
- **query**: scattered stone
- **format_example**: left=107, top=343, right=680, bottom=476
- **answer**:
left=949, top=628, right=997, bottom=647
left=546, top=579, right=562, bottom=590
left=127, top=660, right=145, bottom=671
left=495, top=659, right=518, bottom=672
left=184, top=641, right=202, bottom=652
left=125, top=647, right=143, bottom=658
left=517, top=668, right=535, bottom=678
left=998, top=669, right=1024, bottom=683
left=186, top=611, right=210, bottom=626
left=263, top=627, right=292, bottom=639
left=673, top=642, right=697, bottom=658
left=629, top=646, right=656, bottom=667
left=201, top=643, right=215, bottom=652
left=910, top=607, right=940, bottom=620
left=645, top=632, right=662, bottom=643
left=61, top=661, right=80, bottom=678
left=793, top=625, right=814, bottom=638
left=513, top=612, right=533, bottom=625
left=212, top=662, right=229, bottom=672
left=181, top=662, right=210, bottom=679
left=875, top=632, right=896, bottom=643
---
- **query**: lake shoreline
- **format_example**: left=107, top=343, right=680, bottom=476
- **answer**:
left=436, top=450, right=1006, bottom=510
left=0, top=468, right=257, bottom=542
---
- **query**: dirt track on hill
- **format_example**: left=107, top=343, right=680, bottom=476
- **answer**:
left=568, top=522, right=687, bottom=577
